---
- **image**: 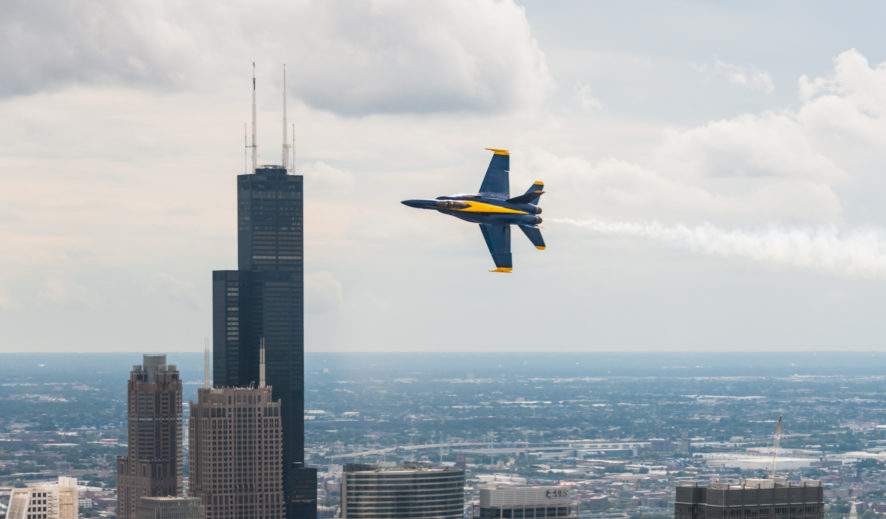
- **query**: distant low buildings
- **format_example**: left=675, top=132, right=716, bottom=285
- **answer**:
left=675, top=479, right=824, bottom=519
left=6, top=476, right=78, bottom=519
left=341, top=464, right=464, bottom=519
left=473, top=485, right=578, bottom=519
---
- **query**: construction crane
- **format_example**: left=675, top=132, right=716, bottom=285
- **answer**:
left=769, top=415, right=783, bottom=479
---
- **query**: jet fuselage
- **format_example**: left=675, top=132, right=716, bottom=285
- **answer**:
left=402, top=195, right=542, bottom=227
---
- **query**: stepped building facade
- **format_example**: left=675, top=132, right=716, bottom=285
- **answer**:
left=189, top=385, right=285, bottom=519
left=117, top=355, right=183, bottom=519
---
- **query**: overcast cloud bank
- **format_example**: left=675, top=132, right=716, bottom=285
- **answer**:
left=2, top=0, right=552, bottom=114
left=5, top=3, right=886, bottom=351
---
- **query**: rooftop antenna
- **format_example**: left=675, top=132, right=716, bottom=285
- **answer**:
left=282, top=64, right=290, bottom=171
left=770, top=415, right=783, bottom=478
left=251, top=62, right=258, bottom=173
left=203, top=337, right=210, bottom=389
left=259, top=336, right=266, bottom=389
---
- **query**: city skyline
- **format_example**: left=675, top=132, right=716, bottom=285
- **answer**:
left=2, top=350, right=881, bottom=519
left=5, top=1, right=886, bottom=353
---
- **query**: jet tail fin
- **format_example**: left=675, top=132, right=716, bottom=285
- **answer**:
left=507, top=182, right=544, bottom=205
left=519, top=225, right=546, bottom=250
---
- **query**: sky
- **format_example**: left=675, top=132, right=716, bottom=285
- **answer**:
left=4, top=1, right=886, bottom=352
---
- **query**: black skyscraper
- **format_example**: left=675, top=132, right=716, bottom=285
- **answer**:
left=212, top=165, right=317, bottom=519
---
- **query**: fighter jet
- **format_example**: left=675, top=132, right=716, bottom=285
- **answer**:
left=402, top=148, right=544, bottom=272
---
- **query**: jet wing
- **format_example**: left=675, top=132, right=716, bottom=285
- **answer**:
left=480, top=223, right=512, bottom=272
left=479, top=148, right=510, bottom=199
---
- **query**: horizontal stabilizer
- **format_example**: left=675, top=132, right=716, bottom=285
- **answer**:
left=519, top=225, right=546, bottom=250
left=507, top=181, right=544, bottom=205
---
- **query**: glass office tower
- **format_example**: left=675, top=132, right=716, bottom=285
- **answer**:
left=341, top=464, right=465, bottom=519
left=213, top=166, right=316, bottom=519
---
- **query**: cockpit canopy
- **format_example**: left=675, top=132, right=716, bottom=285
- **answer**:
left=435, top=200, right=470, bottom=210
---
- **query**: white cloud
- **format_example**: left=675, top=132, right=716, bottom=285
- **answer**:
left=575, top=84, right=602, bottom=112
left=796, top=49, right=886, bottom=177
left=694, top=60, right=775, bottom=94
left=1, top=0, right=553, bottom=115
left=282, top=1, right=554, bottom=115
left=301, top=161, right=355, bottom=192
left=658, top=112, right=845, bottom=182
left=527, top=49, right=886, bottom=231
left=525, top=150, right=842, bottom=226
left=0, top=0, right=200, bottom=96
left=147, top=273, right=201, bottom=310
left=305, top=271, right=343, bottom=314
left=0, top=283, right=20, bottom=310
left=38, top=277, right=96, bottom=306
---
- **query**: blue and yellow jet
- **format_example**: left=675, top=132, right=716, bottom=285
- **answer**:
left=402, top=148, right=544, bottom=273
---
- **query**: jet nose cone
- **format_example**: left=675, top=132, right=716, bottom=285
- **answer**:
left=402, top=199, right=428, bottom=208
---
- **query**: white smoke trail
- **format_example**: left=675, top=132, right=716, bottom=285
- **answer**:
left=552, top=218, right=886, bottom=279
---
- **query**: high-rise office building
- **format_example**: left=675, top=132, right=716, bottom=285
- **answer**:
left=137, top=497, right=205, bottom=519
left=340, top=464, right=465, bottom=519
left=675, top=479, right=824, bottom=519
left=117, top=355, right=183, bottom=519
left=6, top=476, right=78, bottom=519
left=212, top=68, right=316, bottom=518
left=189, top=385, right=285, bottom=519
left=473, top=486, right=577, bottom=519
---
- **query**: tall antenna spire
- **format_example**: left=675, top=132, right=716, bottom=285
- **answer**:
left=251, top=62, right=258, bottom=173
left=282, top=64, right=290, bottom=171
left=203, top=337, right=210, bottom=389
left=259, top=337, right=266, bottom=389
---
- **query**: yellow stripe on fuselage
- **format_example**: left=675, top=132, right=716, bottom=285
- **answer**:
left=451, top=201, right=527, bottom=214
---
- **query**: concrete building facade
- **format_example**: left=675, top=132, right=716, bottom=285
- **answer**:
left=6, top=477, right=78, bottom=519
left=117, top=355, right=183, bottom=519
left=188, top=386, right=284, bottom=519
left=474, top=486, right=577, bottom=519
